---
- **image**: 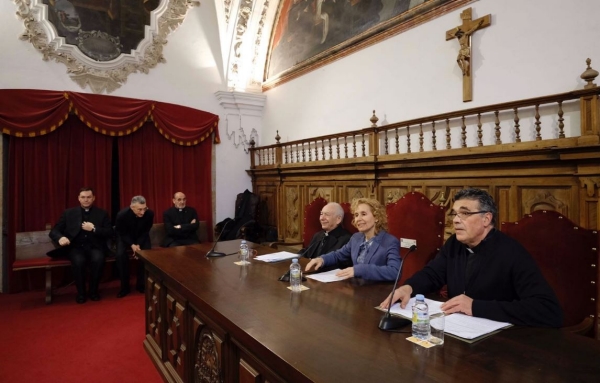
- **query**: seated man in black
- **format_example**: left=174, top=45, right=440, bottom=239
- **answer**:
left=49, top=187, right=113, bottom=304
left=115, top=195, right=154, bottom=297
left=301, top=202, right=351, bottom=261
left=380, top=188, right=563, bottom=327
left=162, top=192, right=200, bottom=247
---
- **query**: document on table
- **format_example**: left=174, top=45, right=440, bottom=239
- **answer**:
left=305, top=269, right=348, bottom=282
left=376, top=297, right=511, bottom=342
left=254, top=251, right=298, bottom=263
left=444, top=314, right=511, bottom=341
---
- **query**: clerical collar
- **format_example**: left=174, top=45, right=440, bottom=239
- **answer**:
left=467, top=228, right=496, bottom=254
left=178, top=208, right=183, bottom=212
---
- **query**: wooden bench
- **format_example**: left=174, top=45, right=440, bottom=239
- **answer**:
left=13, top=221, right=208, bottom=303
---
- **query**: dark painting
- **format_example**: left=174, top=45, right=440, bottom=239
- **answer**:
left=43, top=0, right=159, bottom=61
left=265, top=0, right=463, bottom=84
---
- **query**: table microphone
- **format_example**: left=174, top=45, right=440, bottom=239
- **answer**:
left=378, top=244, right=417, bottom=331
left=206, top=220, right=231, bottom=258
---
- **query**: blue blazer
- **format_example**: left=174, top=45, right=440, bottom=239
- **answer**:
left=320, top=230, right=401, bottom=281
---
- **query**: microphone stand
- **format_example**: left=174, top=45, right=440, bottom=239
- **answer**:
left=206, top=220, right=231, bottom=258
left=378, top=245, right=417, bottom=331
left=279, top=231, right=325, bottom=281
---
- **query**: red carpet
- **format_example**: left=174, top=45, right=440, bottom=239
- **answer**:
left=0, top=280, right=162, bottom=383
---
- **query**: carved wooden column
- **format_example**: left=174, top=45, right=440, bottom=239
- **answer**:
left=579, top=58, right=600, bottom=144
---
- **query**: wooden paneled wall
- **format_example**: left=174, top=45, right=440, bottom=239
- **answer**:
left=250, top=69, right=600, bottom=243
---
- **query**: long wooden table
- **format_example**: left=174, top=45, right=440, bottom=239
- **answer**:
left=138, top=240, right=600, bottom=383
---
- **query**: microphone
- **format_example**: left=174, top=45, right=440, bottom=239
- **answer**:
left=206, top=220, right=231, bottom=258
left=378, top=244, right=417, bottom=331
left=279, top=232, right=326, bottom=281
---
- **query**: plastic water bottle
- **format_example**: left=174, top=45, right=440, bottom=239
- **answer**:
left=412, top=294, right=430, bottom=340
left=290, top=258, right=302, bottom=292
left=239, top=240, right=249, bottom=264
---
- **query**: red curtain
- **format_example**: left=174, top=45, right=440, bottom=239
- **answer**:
left=2, top=89, right=219, bottom=293
left=118, top=122, right=213, bottom=233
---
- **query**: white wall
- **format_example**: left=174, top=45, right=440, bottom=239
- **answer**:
left=262, top=0, right=600, bottom=144
left=0, top=2, right=253, bottom=223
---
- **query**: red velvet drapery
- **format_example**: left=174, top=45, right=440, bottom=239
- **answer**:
left=118, top=122, right=212, bottom=230
left=1, top=89, right=218, bottom=293
left=0, top=89, right=220, bottom=144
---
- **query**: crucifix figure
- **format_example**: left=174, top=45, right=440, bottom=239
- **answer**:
left=446, top=8, right=491, bottom=102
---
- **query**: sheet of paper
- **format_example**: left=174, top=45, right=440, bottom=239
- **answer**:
left=444, top=313, right=511, bottom=340
left=254, top=251, right=298, bottom=263
left=305, top=269, right=348, bottom=283
left=385, top=297, right=444, bottom=319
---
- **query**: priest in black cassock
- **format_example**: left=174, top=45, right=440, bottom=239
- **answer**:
left=162, top=192, right=200, bottom=247
left=301, top=202, right=351, bottom=261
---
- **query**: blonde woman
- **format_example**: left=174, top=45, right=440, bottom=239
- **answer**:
left=305, top=198, right=400, bottom=281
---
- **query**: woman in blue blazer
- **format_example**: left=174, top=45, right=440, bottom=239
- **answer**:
left=305, top=198, right=400, bottom=281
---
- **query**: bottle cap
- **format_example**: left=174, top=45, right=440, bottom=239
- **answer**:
left=415, top=294, right=425, bottom=301
left=292, top=258, right=298, bottom=263
left=241, top=240, right=246, bottom=243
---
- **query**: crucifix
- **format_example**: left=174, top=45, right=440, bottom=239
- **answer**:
left=446, top=7, right=491, bottom=102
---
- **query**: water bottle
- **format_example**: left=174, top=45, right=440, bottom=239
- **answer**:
left=239, top=240, right=249, bottom=264
left=412, top=294, right=430, bottom=340
left=289, top=258, right=302, bottom=292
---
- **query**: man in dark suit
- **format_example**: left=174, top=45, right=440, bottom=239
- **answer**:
left=162, top=192, right=200, bottom=247
left=49, top=187, right=113, bottom=304
left=115, top=195, right=154, bottom=298
left=301, top=202, right=352, bottom=260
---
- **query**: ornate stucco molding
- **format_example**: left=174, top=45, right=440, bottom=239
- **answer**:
left=15, top=0, right=199, bottom=94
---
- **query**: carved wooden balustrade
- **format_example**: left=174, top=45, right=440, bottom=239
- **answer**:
left=249, top=60, right=600, bottom=242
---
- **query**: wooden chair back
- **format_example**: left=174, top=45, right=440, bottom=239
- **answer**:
left=386, top=192, right=445, bottom=285
left=340, top=202, right=358, bottom=235
left=302, top=197, right=328, bottom=248
left=501, top=210, right=599, bottom=337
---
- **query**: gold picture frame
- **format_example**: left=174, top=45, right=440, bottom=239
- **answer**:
left=15, top=0, right=199, bottom=94
left=263, top=0, right=474, bottom=90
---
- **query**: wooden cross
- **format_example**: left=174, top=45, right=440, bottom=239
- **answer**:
left=446, top=7, right=491, bottom=102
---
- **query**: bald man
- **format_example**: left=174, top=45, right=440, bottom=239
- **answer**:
left=162, top=192, right=200, bottom=247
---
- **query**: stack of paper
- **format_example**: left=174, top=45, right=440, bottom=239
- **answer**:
left=254, top=251, right=298, bottom=263
left=305, top=269, right=348, bottom=283
left=378, top=297, right=512, bottom=342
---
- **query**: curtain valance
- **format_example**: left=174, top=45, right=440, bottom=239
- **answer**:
left=0, top=89, right=220, bottom=145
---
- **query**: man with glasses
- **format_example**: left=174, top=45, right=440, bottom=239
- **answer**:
left=380, top=188, right=563, bottom=327
left=115, top=195, right=154, bottom=297
left=301, top=202, right=352, bottom=261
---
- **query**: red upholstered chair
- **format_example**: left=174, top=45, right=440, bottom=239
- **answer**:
left=269, top=197, right=328, bottom=249
left=386, top=192, right=445, bottom=285
left=302, top=197, right=329, bottom=248
left=501, top=210, right=599, bottom=338
left=340, top=202, right=358, bottom=235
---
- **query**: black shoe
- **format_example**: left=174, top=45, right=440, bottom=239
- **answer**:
left=117, top=289, right=130, bottom=298
left=76, top=294, right=87, bottom=304
left=136, top=286, right=145, bottom=294
left=89, top=293, right=101, bottom=301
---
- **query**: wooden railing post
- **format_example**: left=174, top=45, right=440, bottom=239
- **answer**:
left=249, top=138, right=256, bottom=169
left=274, top=130, right=283, bottom=166
left=579, top=58, right=600, bottom=144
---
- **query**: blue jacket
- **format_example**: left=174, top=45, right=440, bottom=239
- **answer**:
left=321, top=230, right=401, bottom=281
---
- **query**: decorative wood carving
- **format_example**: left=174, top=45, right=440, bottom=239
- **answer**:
left=285, top=187, right=299, bottom=238
left=146, top=275, right=162, bottom=357
left=309, top=187, right=333, bottom=202
left=580, top=177, right=600, bottom=198
left=524, top=191, right=568, bottom=216
left=194, top=327, right=223, bottom=383
left=166, top=292, right=187, bottom=381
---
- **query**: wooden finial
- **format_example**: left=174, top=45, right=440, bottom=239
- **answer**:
left=249, top=138, right=255, bottom=148
left=581, top=58, right=599, bottom=89
left=370, top=110, right=379, bottom=127
left=275, top=130, right=281, bottom=144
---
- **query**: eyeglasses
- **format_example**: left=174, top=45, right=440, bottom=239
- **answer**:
left=448, top=211, right=489, bottom=220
